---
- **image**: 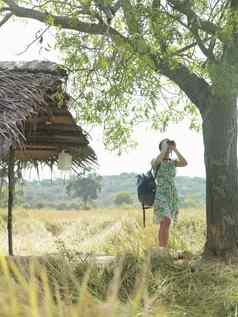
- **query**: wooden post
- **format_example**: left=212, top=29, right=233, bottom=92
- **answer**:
left=8, top=148, right=15, bottom=256
left=142, top=204, right=146, bottom=227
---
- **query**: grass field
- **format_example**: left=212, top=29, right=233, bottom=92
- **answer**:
left=0, top=207, right=205, bottom=256
left=0, top=207, right=237, bottom=317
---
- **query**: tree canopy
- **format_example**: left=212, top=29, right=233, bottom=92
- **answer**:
left=66, top=173, right=102, bottom=208
left=2, top=0, right=235, bottom=150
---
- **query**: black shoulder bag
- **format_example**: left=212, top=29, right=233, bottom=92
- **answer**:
left=136, top=162, right=161, bottom=227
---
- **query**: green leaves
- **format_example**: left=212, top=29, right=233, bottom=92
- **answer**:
left=13, top=0, right=235, bottom=151
left=57, top=19, right=205, bottom=151
left=122, top=0, right=140, bottom=35
left=97, top=55, right=110, bottom=70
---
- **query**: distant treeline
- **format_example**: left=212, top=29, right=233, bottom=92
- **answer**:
left=21, top=173, right=205, bottom=210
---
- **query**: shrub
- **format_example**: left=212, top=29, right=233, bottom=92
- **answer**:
left=56, top=203, right=68, bottom=211
left=35, top=202, right=44, bottom=209
left=114, top=192, right=133, bottom=207
left=44, top=222, right=64, bottom=236
left=68, top=203, right=80, bottom=210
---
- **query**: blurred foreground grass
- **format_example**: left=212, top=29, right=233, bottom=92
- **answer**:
left=0, top=207, right=236, bottom=316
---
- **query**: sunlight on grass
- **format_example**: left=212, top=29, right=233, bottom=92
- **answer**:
left=0, top=207, right=236, bottom=317
left=0, top=207, right=206, bottom=256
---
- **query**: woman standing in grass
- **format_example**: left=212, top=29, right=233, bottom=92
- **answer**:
left=151, top=139, right=187, bottom=252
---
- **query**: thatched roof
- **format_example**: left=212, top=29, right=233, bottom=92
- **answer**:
left=0, top=60, right=97, bottom=170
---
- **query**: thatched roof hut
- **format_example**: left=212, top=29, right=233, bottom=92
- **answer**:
left=0, top=60, right=96, bottom=169
left=0, top=60, right=98, bottom=256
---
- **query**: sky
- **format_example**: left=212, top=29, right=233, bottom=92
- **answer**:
left=0, top=18, right=206, bottom=179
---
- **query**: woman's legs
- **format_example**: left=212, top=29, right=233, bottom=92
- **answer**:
left=159, top=216, right=171, bottom=247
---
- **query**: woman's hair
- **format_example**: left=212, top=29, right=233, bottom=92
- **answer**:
left=159, top=138, right=169, bottom=151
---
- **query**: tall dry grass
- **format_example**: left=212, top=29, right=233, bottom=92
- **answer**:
left=0, top=207, right=236, bottom=316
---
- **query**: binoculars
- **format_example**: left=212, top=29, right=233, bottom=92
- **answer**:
left=167, top=140, right=175, bottom=146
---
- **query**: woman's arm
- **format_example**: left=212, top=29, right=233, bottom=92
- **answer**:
left=151, top=141, right=168, bottom=168
left=173, top=148, right=188, bottom=167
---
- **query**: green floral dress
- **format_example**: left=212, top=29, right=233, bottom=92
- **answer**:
left=153, top=159, right=179, bottom=224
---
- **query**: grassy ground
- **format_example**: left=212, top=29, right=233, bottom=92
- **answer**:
left=0, top=207, right=237, bottom=317
left=0, top=207, right=205, bottom=255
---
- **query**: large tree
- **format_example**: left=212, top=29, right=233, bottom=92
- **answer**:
left=66, top=174, right=102, bottom=208
left=1, top=0, right=238, bottom=257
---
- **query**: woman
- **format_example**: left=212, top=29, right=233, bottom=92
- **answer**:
left=151, top=139, right=187, bottom=251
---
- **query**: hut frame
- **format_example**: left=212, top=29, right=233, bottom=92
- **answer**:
left=0, top=61, right=97, bottom=255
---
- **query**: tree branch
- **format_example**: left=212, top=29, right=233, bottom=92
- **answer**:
left=173, top=41, right=197, bottom=55
left=0, top=12, right=12, bottom=27
left=192, top=28, right=216, bottom=61
left=153, top=57, right=211, bottom=114
left=93, top=0, right=122, bottom=23
left=0, top=7, right=10, bottom=13
left=3, top=0, right=125, bottom=39
left=168, top=0, right=221, bottom=37
left=152, top=1, right=216, bottom=61
left=230, top=0, right=238, bottom=10
left=17, top=26, right=50, bottom=55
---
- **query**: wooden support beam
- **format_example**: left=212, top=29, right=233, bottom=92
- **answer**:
left=35, top=123, right=82, bottom=133
left=27, top=114, right=74, bottom=125
left=22, top=145, right=56, bottom=150
left=15, top=150, right=58, bottom=161
left=8, top=147, right=15, bottom=256
left=28, top=135, right=88, bottom=145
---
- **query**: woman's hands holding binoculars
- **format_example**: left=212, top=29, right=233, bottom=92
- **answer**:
left=161, top=140, right=177, bottom=152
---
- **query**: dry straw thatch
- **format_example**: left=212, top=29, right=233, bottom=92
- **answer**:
left=0, top=60, right=97, bottom=170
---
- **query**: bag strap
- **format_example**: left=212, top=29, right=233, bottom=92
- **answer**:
left=151, top=161, right=161, bottom=179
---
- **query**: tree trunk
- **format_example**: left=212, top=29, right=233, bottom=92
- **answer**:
left=202, top=95, right=238, bottom=257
